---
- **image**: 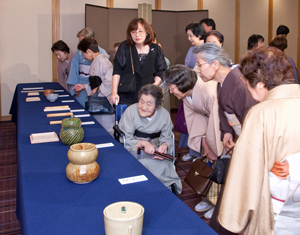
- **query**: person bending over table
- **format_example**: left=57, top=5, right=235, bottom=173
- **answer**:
left=118, top=84, right=182, bottom=195
left=195, top=43, right=257, bottom=152
left=72, top=38, right=114, bottom=135
left=110, top=18, right=167, bottom=105
left=67, top=27, right=107, bottom=107
left=51, top=40, right=74, bottom=92
left=164, top=64, right=223, bottom=218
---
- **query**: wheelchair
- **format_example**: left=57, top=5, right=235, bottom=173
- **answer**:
left=112, top=103, right=179, bottom=194
left=113, top=103, right=176, bottom=163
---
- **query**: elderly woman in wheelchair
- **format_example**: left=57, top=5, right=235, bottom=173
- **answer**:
left=118, top=84, right=182, bottom=194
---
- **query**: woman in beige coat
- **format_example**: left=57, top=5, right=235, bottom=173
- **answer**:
left=219, top=47, right=300, bottom=234
left=164, top=64, right=223, bottom=218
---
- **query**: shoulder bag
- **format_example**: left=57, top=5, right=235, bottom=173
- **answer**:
left=210, top=147, right=233, bottom=184
left=184, top=157, right=213, bottom=196
left=118, top=47, right=137, bottom=94
left=85, top=88, right=115, bottom=114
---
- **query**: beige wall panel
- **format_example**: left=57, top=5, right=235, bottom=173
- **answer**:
left=161, top=0, right=197, bottom=11
left=203, top=0, right=236, bottom=62
left=0, top=0, right=52, bottom=116
left=240, top=0, right=268, bottom=60
left=108, top=8, right=138, bottom=56
left=273, top=0, right=298, bottom=63
left=60, top=0, right=106, bottom=52
left=114, top=0, right=155, bottom=9
left=85, top=6, right=110, bottom=53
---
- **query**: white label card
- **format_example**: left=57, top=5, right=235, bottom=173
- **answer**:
left=95, top=143, right=114, bottom=148
left=58, top=95, right=69, bottom=97
left=81, top=121, right=95, bottom=125
left=62, top=100, right=75, bottom=103
left=70, top=109, right=85, bottom=112
left=74, top=114, right=90, bottom=118
left=23, top=87, right=43, bottom=90
left=118, top=175, right=148, bottom=185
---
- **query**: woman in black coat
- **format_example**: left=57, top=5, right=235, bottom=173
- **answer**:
left=110, top=18, right=167, bottom=105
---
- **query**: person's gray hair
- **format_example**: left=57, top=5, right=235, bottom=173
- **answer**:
left=193, top=43, right=232, bottom=68
left=77, top=27, right=95, bottom=39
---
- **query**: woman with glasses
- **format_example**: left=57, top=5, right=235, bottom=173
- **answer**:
left=109, top=18, right=167, bottom=105
left=164, top=64, right=223, bottom=218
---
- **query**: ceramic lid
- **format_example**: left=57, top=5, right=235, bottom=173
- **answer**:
left=104, top=201, right=144, bottom=221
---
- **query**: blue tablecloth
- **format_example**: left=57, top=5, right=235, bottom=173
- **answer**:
left=11, top=82, right=217, bottom=235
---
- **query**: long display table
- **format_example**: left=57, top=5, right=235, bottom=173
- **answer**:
left=10, top=82, right=217, bottom=235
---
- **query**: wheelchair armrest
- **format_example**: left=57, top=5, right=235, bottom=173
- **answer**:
left=113, top=125, right=124, bottom=137
left=113, top=125, right=126, bottom=145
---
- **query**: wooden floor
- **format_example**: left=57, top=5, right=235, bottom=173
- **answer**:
left=0, top=121, right=20, bottom=234
left=0, top=114, right=209, bottom=234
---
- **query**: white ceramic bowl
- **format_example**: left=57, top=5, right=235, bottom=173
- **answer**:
left=46, top=93, right=58, bottom=102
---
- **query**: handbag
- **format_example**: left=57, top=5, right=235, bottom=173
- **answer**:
left=89, top=75, right=102, bottom=90
left=210, top=147, right=233, bottom=184
left=184, top=157, right=213, bottom=196
left=85, top=88, right=115, bottom=114
left=118, top=47, right=136, bottom=94
left=174, top=101, right=188, bottom=134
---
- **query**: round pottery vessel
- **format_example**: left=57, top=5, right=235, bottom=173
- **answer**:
left=103, top=201, right=144, bottom=235
left=67, top=143, right=98, bottom=165
left=60, top=116, right=84, bottom=145
left=46, top=93, right=59, bottom=102
left=66, top=161, right=100, bottom=184
left=44, top=89, right=54, bottom=96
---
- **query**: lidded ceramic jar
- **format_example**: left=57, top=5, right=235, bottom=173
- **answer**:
left=66, top=143, right=100, bottom=184
left=59, top=116, right=84, bottom=145
left=103, top=201, right=144, bottom=235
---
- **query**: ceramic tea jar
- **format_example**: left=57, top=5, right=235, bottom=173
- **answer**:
left=59, top=116, right=84, bottom=145
left=66, top=143, right=100, bottom=183
left=103, top=201, right=144, bottom=235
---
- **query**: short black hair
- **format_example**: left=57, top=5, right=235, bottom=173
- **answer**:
left=199, top=18, right=216, bottom=30
left=185, top=23, right=206, bottom=37
left=77, top=38, right=99, bottom=53
left=247, top=34, right=264, bottom=50
left=163, top=64, right=197, bottom=93
left=276, top=25, right=290, bottom=36
left=51, top=40, right=70, bottom=53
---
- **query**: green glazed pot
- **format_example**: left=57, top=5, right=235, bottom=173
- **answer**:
left=60, top=116, right=84, bottom=145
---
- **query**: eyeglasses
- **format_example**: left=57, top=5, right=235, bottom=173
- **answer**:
left=130, top=29, right=146, bottom=35
left=197, top=62, right=208, bottom=68
left=168, top=85, right=177, bottom=92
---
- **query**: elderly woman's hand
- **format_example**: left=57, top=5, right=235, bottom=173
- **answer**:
left=223, top=133, right=235, bottom=154
left=134, top=141, right=155, bottom=155
left=157, top=143, right=168, bottom=154
left=203, top=149, right=218, bottom=161
left=202, top=137, right=218, bottom=160
left=152, top=143, right=168, bottom=160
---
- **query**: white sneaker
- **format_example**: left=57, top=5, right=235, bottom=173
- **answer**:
left=195, top=201, right=213, bottom=212
left=204, top=207, right=215, bottom=219
left=181, top=153, right=194, bottom=162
